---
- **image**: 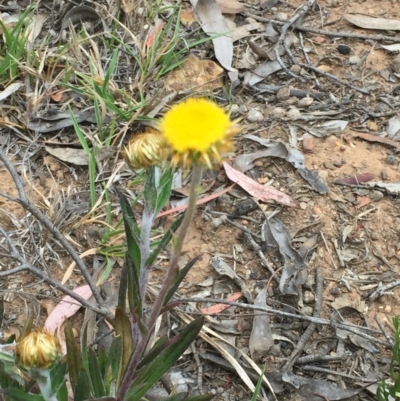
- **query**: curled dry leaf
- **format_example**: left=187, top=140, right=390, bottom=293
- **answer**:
left=199, top=292, right=243, bottom=314
left=344, top=13, right=400, bottom=31
left=223, top=162, right=298, bottom=207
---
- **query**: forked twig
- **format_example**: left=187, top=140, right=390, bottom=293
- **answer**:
left=0, top=148, right=112, bottom=320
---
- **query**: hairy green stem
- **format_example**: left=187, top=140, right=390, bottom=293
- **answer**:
left=117, top=165, right=203, bottom=401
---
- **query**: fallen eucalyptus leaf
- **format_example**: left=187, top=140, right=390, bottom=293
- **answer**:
left=0, top=82, right=24, bottom=101
left=223, top=161, right=298, bottom=207
left=344, top=13, right=400, bottom=31
left=45, top=147, right=89, bottom=166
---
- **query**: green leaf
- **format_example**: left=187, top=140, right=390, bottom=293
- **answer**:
left=115, top=307, right=133, bottom=389
left=57, top=382, right=68, bottom=401
left=88, top=349, right=106, bottom=398
left=117, top=189, right=142, bottom=270
left=4, top=388, right=44, bottom=401
left=124, top=254, right=144, bottom=327
left=104, top=337, right=122, bottom=389
left=50, top=361, right=67, bottom=395
left=251, top=365, right=266, bottom=401
left=143, top=167, right=173, bottom=216
left=81, top=323, right=93, bottom=393
left=74, top=369, right=91, bottom=401
left=164, top=255, right=202, bottom=305
left=117, top=263, right=128, bottom=310
left=127, top=318, right=204, bottom=401
left=64, top=319, right=83, bottom=390
left=146, top=214, right=184, bottom=266
left=137, top=337, right=168, bottom=370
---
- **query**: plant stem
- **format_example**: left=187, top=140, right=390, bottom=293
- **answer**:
left=117, top=165, right=203, bottom=401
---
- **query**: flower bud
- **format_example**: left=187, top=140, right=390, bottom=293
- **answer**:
left=16, top=329, right=62, bottom=369
left=123, top=129, right=167, bottom=169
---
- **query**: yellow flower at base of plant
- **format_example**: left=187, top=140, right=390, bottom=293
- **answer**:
left=159, top=98, right=239, bottom=169
left=124, top=129, right=167, bottom=169
left=16, top=329, right=62, bottom=369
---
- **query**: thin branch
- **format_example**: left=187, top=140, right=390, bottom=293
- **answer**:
left=244, top=13, right=400, bottom=43
left=0, top=226, right=108, bottom=317
left=0, top=148, right=106, bottom=310
left=176, top=297, right=387, bottom=345
left=282, top=266, right=323, bottom=371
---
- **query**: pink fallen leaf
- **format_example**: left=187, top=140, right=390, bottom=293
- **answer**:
left=199, top=292, right=243, bottom=314
left=334, top=173, right=375, bottom=185
left=223, top=162, right=298, bottom=207
left=44, top=285, right=93, bottom=353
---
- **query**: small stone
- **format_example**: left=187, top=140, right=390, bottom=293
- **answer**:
left=212, top=218, right=223, bottom=228
left=290, top=64, right=301, bottom=74
left=370, top=232, right=379, bottom=241
left=300, top=202, right=307, bottom=210
left=385, top=305, right=392, bottom=313
left=385, top=154, right=397, bottom=165
left=324, top=161, right=336, bottom=170
left=367, top=121, right=379, bottom=131
left=371, top=190, right=384, bottom=202
left=302, top=136, right=314, bottom=152
left=277, top=87, right=291, bottom=101
left=332, top=159, right=342, bottom=167
left=217, top=387, right=224, bottom=394
left=298, top=96, right=313, bottom=108
left=246, top=109, right=264, bottom=122
left=286, top=107, right=301, bottom=121
left=272, top=107, right=286, bottom=118
left=238, top=104, right=248, bottom=114
left=304, top=291, right=315, bottom=303
left=337, top=44, right=351, bottom=55
left=229, top=104, right=240, bottom=116
left=349, top=55, right=361, bottom=65
left=276, top=12, right=288, bottom=20
left=302, top=306, right=314, bottom=316
left=330, top=287, right=342, bottom=296
left=381, top=169, right=388, bottom=180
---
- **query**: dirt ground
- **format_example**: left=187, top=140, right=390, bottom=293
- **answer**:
left=2, top=0, right=400, bottom=399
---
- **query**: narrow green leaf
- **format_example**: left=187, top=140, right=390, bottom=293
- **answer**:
left=164, top=255, right=202, bottom=305
left=115, top=307, right=133, bottom=389
left=57, top=382, right=68, bottom=401
left=49, top=361, right=67, bottom=395
left=251, top=365, right=266, bottom=401
left=4, top=388, right=44, bottom=401
left=88, top=349, right=106, bottom=398
left=74, top=369, right=91, bottom=401
left=117, top=189, right=142, bottom=270
left=125, top=254, right=144, bottom=324
left=146, top=214, right=184, bottom=266
left=104, top=336, right=122, bottom=388
left=64, top=319, right=83, bottom=390
left=128, top=318, right=204, bottom=401
left=155, top=167, right=173, bottom=214
left=117, top=263, right=128, bottom=310
left=137, top=337, right=168, bottom=369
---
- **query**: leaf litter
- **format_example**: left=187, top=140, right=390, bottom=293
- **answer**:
left=2, top=0, right=400, bottom=399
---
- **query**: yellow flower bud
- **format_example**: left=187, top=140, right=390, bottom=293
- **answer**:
left=123, top=129, right=167, bottom=169
left=16, top=329, right=62, bottom=369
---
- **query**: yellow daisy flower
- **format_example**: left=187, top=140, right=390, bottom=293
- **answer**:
left=123, top=129, right=167, bottom=169
left=159, top=98, right=239, bottom=169
left=16, top=329, right=62, bottom=369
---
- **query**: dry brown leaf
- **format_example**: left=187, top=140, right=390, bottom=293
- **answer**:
left=165, top=55, right=224, bottom=92
left=351, top=132, right=400, bottom=151
left=45, top=147, right=89, bottom=166
left=356, top=196, right=372, bottom=209
left=216, top=0, right=245, bottom=14
left=344, top=13, right=400, bottom=31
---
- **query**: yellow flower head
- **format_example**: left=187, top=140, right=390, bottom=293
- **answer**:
left=159, top=98, right=239, bottom=169
left=123, top=129, right=167, bottom=169
left=16, top=329, right=62, bottom=369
